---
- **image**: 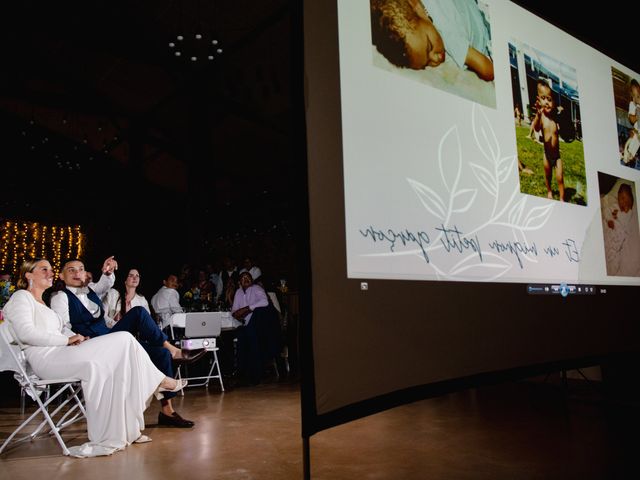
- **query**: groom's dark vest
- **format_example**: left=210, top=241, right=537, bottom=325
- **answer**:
left=61, top=288, right=110, bottom=337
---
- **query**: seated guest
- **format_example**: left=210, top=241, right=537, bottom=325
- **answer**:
left=50, top=257, right=202, bottom=428
left=150, top=273, right=184, bottom=330
left=177, top=264, right=193, bottom=298
left=196, top=269, right=215, bottom=304
left=239, top=256, right=262, bottom=284
left=216, top=257, right=239, bottom=310
left=4, top=258, right=187, bottom=457
left=232, top=271, right=280, bottom=385
left=103, top=268, right=150, bottom=325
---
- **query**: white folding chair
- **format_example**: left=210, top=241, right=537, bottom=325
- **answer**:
left=0, top=322, right=86, bottom=456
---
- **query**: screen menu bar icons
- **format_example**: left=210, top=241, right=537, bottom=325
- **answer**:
left=527, top=283, right=597, bottom=296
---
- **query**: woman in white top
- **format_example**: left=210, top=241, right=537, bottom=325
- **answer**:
left=103, top=268, right=150, bottom=326
left=3, top=258, right=185, bottom=457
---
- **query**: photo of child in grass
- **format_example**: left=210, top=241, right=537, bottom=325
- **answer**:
left=610, top=67, right=640, bottom=170
left=509, top=41, right=587, bottom=205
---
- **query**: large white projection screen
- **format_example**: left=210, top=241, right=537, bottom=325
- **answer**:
left=304, top=0, right=640, bottom=429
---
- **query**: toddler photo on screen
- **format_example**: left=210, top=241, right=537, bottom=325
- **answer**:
left=509, top=40, right=586, bottom=205
left=610, top=67, right=640, bottom=170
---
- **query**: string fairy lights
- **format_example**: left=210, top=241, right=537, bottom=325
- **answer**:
left=0, top=220, right=84, bottom=279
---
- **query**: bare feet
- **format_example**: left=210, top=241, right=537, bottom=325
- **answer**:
left=547, top=191, right=553, bottom=199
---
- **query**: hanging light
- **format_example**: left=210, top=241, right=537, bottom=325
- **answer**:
left=168, top=32, right=223, bottom=64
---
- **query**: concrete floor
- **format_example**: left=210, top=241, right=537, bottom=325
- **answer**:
left=0, top=377, right=638, bottom=480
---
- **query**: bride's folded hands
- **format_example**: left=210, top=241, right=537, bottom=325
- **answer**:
left=67, top=333, right=87, bottom=346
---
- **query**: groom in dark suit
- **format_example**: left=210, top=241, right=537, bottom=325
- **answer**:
left=50, top=256, right=203, bottom=428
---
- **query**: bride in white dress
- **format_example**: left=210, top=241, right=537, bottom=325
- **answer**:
left=3, top=258, right=186, bottom=457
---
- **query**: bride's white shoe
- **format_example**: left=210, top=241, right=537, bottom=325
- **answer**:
left=154, top=379, right=188, bottom=399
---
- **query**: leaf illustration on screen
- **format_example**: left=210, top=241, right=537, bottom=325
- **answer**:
left=407, top=178, right=446, bottom=220
left=438, top=125, right=462, bottom=193
left=472, top=106, right=500, bottom=166
left=523, top=204, right=554, bottom=230
left=452, top=189, right=477, bottom=213
left=446, top=252, right=512, bottom=281
left=508, top=196, right=527, bottom=226
left=470, top=163, right=498, bottom=197
left=366, top=104, right=556, bottom=281
left=497, top=155, right=515, bottom=184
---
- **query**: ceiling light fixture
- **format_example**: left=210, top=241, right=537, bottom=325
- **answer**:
left=168, top=32, right=223, bottom=63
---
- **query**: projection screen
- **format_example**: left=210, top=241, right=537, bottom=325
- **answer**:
left=302, top=0, right=640, bottom=436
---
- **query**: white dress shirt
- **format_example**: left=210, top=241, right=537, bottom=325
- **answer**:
left=50, top=273, right=115, bottom=329
left=150, top=286, right=183, bottom=329
left=231, top=284, right=268, bottom=325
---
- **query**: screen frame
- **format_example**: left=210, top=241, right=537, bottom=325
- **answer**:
left=301, top=0, right=640, bottom=438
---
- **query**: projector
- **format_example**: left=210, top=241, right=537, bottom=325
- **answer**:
left=180, top=338, right=216, bottom=350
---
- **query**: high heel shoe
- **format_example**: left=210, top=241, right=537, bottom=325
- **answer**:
left=172, top=349, right=207, bottom=365
left=154, top=379, right=188, bottom=400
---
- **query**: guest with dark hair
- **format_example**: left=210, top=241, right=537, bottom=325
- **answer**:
left=239, top=256, right=262, bottom=284
left=232, top=271, right=281, bottom=385
left=150, top=273, right=184, bottom=330
left=216, top=257, right=239, bottom=310
left=103, top=268, right=150, bottom=324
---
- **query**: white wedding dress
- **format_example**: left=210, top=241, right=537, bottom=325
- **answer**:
left=3, top=290, right=165, bottom=457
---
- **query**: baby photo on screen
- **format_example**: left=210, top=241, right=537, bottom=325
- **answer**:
left=369, top=0, right=496, bottom=108
left=610, top=67, right=640, bottom=170
left=509, top=40, right=586, bottom=205
left=598, top=172, right=640, bottom=277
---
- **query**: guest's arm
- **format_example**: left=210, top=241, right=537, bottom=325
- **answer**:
left=50, top=291, right=72, bottom=330
left=168, top=289, right=183, bottom=314
left=139, top=295, right=151, bottom=314
left=92, top=272, right=115, bottom=298
left=249, top=286, right=269, bottom=311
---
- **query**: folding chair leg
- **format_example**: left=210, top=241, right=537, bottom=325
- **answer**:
left=213, top=350, right=224, bottom=392
left=0, top=385, right=72, bottom=456
left=175, top=366, right=185, bottom=396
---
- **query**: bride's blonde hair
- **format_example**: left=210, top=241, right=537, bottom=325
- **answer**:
left=17, top=258, right=45, bottom=290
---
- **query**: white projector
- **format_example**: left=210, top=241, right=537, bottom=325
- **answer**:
left=180, top=338, right=216, bottom=350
